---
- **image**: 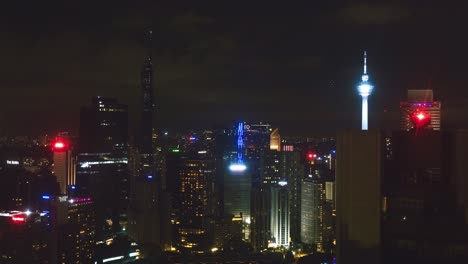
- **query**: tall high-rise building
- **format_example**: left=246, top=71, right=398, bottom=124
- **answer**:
left=128, top=29, right=170, bottom=249
left=224, top=166, right=252, bottom=228
left=301, top=162, right=334, bottom=253
left=139, top=29, right=156, bottom=176
left=77, top=96, right=128, bottom=238
left=400, top=89, right=441, bottom=131
left=225, top=122, right=251, bottom=240
left=51, top=136, right=76, bottom=195
left=177, top=153, right=215, bottom=251
left=336, top=130, right=468, bottom=264
left=270, top=181, right=290, bottom=247
left=301, top=172, right=326, bottom=250
left=336, top=130, right=381, bottom=264
left=280, top=145, right=304, bottom=243
left=357, top=51, right=374, bottom=130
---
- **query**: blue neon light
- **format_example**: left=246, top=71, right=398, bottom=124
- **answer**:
left=42, top=195, right=50, bottom=200
left=237, top=122, right=244, bottom=163
left=70, top=185, right=76, bottom=190
left=147, top=175, right=153, bottom=179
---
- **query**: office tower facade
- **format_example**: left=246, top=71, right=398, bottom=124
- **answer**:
left=262, top=150, right=281, bottom=184
left=224, top=168, right=252, bottom=226
left=251, top=183, right=271, bottom=251
left=301, top=173, right=325, bottom=250
left=177, top=154, right=215, bottom=251
left=280, top=146, right=304, bottom=243
left=336, top=130, right=381, bottom=264
left=357, top=51, right=374, bottom=130
left=400, top=89, right=441, bottom=131
left=52, top=137, right=76, bottom=195
left=270, top=181, right=290, bottom=247
left=77, top=96, right=128, bottom=238
left=224, top=122, right=252, bottom=241
left=57, top=197, right=95, bottom=263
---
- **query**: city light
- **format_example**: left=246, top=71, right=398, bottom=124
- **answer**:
left=411, top=110, right=431, bottom=128
left=42, top=195, right=50, bottom=200
left=52, top=141, right=67, bottom=151
left=12, top=216, right=25, bottom=223
left=147, top=175, right=153, bottom=179
left=80, top=159, right=128, bottom=168
left=229, top=163, right=247, bottom=172
left=307, top=152, right=316, bottom=160
left=278, top=181, right=288, bottom=186
left=102, top=256, right=124, bottom=263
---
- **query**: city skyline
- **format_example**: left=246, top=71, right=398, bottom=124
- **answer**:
left=1, top=2, right=467, bottom=136
left=3, top=2, right=467, bottom=263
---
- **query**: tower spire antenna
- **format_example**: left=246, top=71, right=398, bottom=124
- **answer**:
left=146, top=29, right=153, bottom=61
left=363, top=50, right=367, bottom=75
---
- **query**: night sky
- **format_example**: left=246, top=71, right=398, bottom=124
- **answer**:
left=1, top=1, right=467, bottom=136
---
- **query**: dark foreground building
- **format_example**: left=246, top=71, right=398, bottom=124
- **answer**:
left=337, top=130, right=468, bottom=264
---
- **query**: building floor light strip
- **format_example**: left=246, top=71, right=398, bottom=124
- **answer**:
left=103, top=256, right=124, bottom=263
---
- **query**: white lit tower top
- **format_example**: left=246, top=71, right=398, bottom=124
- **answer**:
left=357, top=51, right=374, bottom=130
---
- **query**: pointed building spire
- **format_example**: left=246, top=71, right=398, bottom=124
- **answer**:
left=361, top=51, right=369, bottom=82
left=363, top=50, right=367, bottom=74
left=145, top=29, right=153, bottom=62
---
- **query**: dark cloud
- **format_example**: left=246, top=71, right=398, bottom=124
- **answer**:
left=337, top=3, right=410, bottom=25
left=0, top=1, right=467, bottom=136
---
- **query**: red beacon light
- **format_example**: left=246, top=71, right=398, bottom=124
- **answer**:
left=52, top=140, right=68, bottom=152
left=306, top=152, right=317, bottom=160
left=410, top=110, right=431, bottom=128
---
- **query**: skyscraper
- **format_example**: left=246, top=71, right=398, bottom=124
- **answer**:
left=270, top=181, right=290, bottom=248
left=51, top=136, right=76, bottom=195
left=336, top=130, right=381, bottom=264
left=280, top=145, right=304, bottom=243
left=139, top=29, right=155, bottom=170
left=177, top=153, right=215, bottom=251
left=77, top=96, right=128, bottom=238
left=301, top=162, right=334, bottom=253
left=225, top=122, right=251, bottom=239
left=400, top=89, right=441, bottom=131
left=357, top=51, right=374, bottom=130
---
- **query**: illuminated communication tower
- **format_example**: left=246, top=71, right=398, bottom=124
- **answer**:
left=357, top=51, right=374, bottom=130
